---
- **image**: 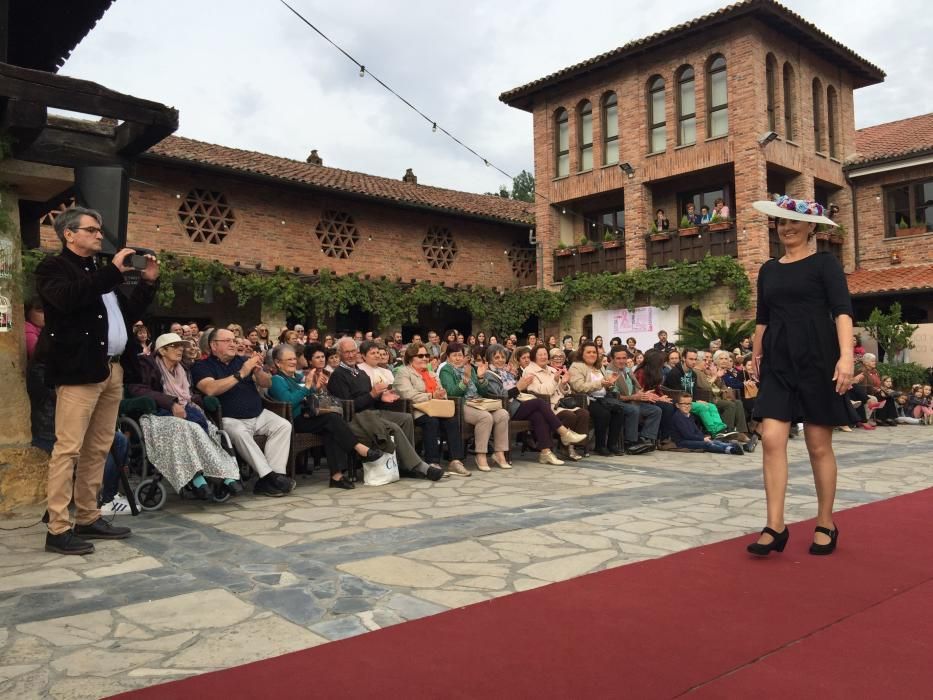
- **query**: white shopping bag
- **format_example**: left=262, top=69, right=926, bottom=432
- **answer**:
left=363, top=451, right=400, bottom=486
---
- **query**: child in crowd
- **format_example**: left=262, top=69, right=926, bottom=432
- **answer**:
left=907, top=384, right=933, bottom=424
left=894, top=393, right=922, bottom=424
left=670, top=395, right=744, bottom=455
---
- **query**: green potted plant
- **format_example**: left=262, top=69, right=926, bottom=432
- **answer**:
left=679, top=214, right=699, bottom=237
left=645, top=222, right=670, bottom=242
left=707, top=212, right=731, bottom=232
left=578, top=234, right=595, bottom=253
left=603, top=229, right=622, bottom=248
left=555, top=241, right=571, bottom=256
left=896, top=216, right=927, bottom=237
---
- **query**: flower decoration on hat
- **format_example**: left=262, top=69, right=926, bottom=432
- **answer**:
left=773, top=194, right=825, bottom=217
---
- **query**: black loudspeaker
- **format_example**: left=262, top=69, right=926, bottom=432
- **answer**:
left=73, top=166, right=129, bottom=255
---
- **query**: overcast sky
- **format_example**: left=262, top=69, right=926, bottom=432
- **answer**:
left=61, top=0, right=932, bottom=194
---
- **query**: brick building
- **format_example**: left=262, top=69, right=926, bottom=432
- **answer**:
left=499, top=0, right=886, bottom=330
left=844, top=113, right=933, bottom=325
left=39, top=135, right=536, bottom=334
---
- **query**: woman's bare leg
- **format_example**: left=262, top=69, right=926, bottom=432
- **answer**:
left=803, top=424, right=838, bottom=545
left=757, top=418, right=790, bottom=544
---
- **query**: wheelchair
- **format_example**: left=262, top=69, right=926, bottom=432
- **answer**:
left=117, top=393, right=239, bottom=511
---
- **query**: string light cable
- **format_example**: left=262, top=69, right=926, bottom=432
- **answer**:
left=275, top=0, right=628, bottom=242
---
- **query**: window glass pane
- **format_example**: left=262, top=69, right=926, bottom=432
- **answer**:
left=652, top=91, right=665, bottom=123
left=581, top=110, right=593, bottom=146
left=710, top=56, right=726, bottom=71
left=581, top=146, right=593, bottom=171
left=710, top=71, right=727, bottom=107
left=616, top=210, right=626, bottom=230
left=888, top=185, right=909, bottom=234
left=604, top=139, right=619, bottom=165
left=915, top=181, right=933, bottom=229
left=605, top=104, right=618, bottom=139
left=558, top=121, right=568, bottom=151
left=557, top=153, right=569, bottom=178
left=680, top=80, right=695, bottom=116
left=651, top=126, right=666, bottom=153
left=680, top=117, right=696, bottom=145
left=710, top=109, right=728, bottom=137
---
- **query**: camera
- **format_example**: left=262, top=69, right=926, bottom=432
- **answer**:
left=129, top=247, right=156, bottom=270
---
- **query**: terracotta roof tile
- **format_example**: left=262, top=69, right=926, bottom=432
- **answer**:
left=144, top=136, right=534, bottom=226
left=847, top=264, right=933, bottom=296
left=848, top=113, right=933, bottom=168
left=500, top=0, right=884, bottom=110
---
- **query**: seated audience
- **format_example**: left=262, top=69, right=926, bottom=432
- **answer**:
left=359, top=340, right=395, bottom=387
left=128, top=332, right=243, bottom=498
left=663, top=348, right=737, bottom=440
left=523, top=346, right=591, bottom=461
left=268, top=344, right=379, bottom=489
left=569, top=342, right=626, bottom=456
left=328, top=337, right=442, bottom=480
left=671, top=395, right=744, bottom=454
left=653, top=330, right=676, bottom=353
left=607, top=347, right=662, bottom=453
left=394, top=342, right=469, bottom=476
left=633, top=349, right=675, bottom=445
left=192, top=328, right=295, bottom=497
left=484, top=344, right=587, bottom=466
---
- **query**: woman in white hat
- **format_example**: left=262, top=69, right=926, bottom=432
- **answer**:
left=746, top=195, right=853, bottom=557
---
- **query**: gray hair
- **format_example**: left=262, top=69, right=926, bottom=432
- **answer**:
left=271, top=343, right=297, bottom=363
left=53, top=206, right=102, bottom=245
left=336, top=336, right=358, bottom=352
left=862, top=352, right=876, bottom=363
left=696, top=350, right=708, bottom=361
left=485, top=343, right=508, bottom=363
left=712, top=350, right=733, bottom=363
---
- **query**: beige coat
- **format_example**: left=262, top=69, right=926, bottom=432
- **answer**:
left=568, top=361, right=606, bottom=396
left=393, top=365, right=439, bottom=419
left=523, top=362, right=572, bottom=411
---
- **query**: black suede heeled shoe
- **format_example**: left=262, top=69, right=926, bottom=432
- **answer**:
left=809, top=524, right=838, bottom=555
left=746, top=526, right=789, bottom=556
left=329, top=477, right=355, bottom=490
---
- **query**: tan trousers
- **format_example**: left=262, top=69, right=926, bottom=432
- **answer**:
left=463, top=405, right=510, bottom=453
left=47, top=364, right=123, bottom=535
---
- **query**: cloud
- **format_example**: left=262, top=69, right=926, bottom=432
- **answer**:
left=61, top=0, right=932, bottom=192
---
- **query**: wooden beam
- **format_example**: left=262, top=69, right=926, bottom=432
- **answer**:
left=13, top=125, right=130, bottom=168
left=1, top=97, right=48, bottom=148
left=113, top=119, right=176, bottom=157
left=0, top=61, right=178, bottom=127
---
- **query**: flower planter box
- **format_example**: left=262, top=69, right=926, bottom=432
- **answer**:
left=578, top=245, right=596, bottom=253
left=815, top=232, right=844, bottom=244
left=648, top=232, right=671, bottom=242
left=555, top=248, right=572, bottom=257
left=895, top=226, right=927, bottom=237
left=602, top=240, right=623, bottom=249
left=707, top=222, right=731, bottom=231
left=678, top=227, right=699, bottom=237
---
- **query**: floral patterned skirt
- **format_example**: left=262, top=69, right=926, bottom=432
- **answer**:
left=140, top=414, right=240, bottom=492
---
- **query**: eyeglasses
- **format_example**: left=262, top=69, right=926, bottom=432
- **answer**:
left=71, top=226, right=103, bottom=234
left=414, top=353, right=430, bottom=358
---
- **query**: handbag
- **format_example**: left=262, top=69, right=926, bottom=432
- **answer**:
left=362, top=451, right=400, bottom=486
left=413, top=398, right=455, bottom=418
left=516, top=392, right=538, bottom=402
left=743, top=381, right=758, bottom=399
left=466, top=398, right=504, bottom=412
left=558, top=395, right=584, bottom=410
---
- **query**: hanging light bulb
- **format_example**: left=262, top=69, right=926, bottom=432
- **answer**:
left=561, top=207, right=566, bottom=215
left=432, top=122, right=437, bottom=133
left=359, top=65, right=365, bottom=78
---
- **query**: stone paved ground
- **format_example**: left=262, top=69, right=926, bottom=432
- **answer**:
left=1, top=426, right=931, bottom=699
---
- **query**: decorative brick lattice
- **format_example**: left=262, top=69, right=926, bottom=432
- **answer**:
left=421, top=226, right=458, bottom=269
left=315, top=210, right=360, bottom=259
left=508, top=245, right=537, bottom=283
left=39, top=198, right=76, bottom=226
left=177, top=189, right=235, bottom=244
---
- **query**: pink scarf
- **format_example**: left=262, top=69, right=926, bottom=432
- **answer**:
left=156, top=356, right=192, bottom=406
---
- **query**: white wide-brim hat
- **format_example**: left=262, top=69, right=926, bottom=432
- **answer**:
left=154, top=332, right=186, bottom=353
left=752, top=196, right=838, bottom=227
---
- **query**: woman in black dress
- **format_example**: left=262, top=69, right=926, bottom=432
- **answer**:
left=747, top=196, right=854, bottom=557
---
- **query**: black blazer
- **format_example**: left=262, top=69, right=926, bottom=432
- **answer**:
left=35, top=248, right=158, bottom=386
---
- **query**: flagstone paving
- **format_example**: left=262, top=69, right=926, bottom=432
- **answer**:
left=0, top=426, right=930, bottom=698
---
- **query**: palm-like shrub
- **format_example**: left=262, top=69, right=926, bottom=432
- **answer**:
left=676, top=317, right=756, bottom=352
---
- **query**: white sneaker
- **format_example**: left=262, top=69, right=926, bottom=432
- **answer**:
left=100, top=494, right=132, bottom=515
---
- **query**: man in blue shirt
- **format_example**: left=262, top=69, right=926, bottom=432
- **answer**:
left=192, top=328, right=294, bottom=497
left=607, top=347, right=662, bottom=453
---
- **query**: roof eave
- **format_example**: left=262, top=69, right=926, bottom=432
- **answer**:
left=139, top=152, right=534, bottom=228
left=844, top=147, right=933, bottom=174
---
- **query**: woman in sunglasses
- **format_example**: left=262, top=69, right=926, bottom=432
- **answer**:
left=394, top=342, right=469, bottom=476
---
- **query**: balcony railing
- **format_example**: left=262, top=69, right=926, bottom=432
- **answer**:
left=553, top=241, right=626, bottom=282
left=646, top=224, right=738, bottom=267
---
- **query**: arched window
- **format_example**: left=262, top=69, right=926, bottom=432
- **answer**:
left=827, top=86, right=839, bottom=158
left=555, top=108, right=569, bottom=177
left=648, top=76, right=666, bottom=153
left=602, top=92, right=619, bottom=165
left=578, top=100, right=593, bottom=171
left=676, top=66, right=696, bottom=146
left=707, top=55, right=728, bottom=138
left=812, top=78, right=824, bottom=152
left=782, top=62, right=796, bottom=141
left=765, top=53, right=778, bottom=132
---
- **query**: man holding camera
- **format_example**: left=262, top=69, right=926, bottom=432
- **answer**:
left=36, top=207, right=159, bottom=555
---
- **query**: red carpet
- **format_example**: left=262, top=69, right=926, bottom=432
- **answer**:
left=113, top=487, right=933, bottom=700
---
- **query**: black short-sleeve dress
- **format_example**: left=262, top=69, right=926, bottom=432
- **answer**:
left=753, top=252, right=853, bottom=425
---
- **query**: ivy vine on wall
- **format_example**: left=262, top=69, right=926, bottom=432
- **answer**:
left=22, top=250, right=751, bottom=334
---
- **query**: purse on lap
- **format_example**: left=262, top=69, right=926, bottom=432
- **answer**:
left=466, top=398, right=504, bottom=412
left=413, top=398, right=455, bottom=418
